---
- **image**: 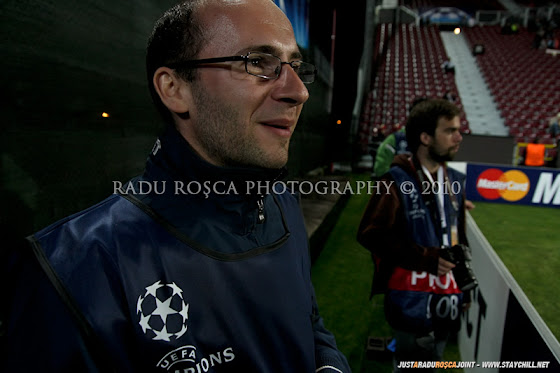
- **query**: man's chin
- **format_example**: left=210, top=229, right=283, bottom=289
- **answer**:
left=431, top=152, right=454, bottom=163
left=247, top=151, right=289, bottom=170
left=259, top=157, right=288, bottom=170
left=260, top=146, right=290, bottom=169
left=448, top=148, right=460, bottom=160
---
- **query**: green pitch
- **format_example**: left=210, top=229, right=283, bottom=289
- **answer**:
left=311, top=177, right=559, bottom=373
left=468, top=201, right=560, bottom=342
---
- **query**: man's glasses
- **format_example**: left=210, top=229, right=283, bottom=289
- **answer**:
left=168, top=52, right=316, bottom=84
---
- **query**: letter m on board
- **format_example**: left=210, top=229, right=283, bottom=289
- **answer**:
left=532, top=172, right=560, bottom=205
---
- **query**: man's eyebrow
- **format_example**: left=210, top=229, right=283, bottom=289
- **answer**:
left=242, top=45, right=303, bottom=60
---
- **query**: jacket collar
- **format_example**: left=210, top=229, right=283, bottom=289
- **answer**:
left=145, top=125, right=286, bottom=194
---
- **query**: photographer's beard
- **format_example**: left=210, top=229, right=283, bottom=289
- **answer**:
left=428, top=143, right=459, bottom=163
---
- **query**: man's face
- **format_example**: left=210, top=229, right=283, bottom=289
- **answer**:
left=427, top=115, right=462, bottom=163
left=183, top=0, right=309, bottom=169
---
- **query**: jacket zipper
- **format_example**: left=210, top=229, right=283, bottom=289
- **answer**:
left=257, top=195, right=265, bottom=224
left=255, top=169, right=287, bottom=224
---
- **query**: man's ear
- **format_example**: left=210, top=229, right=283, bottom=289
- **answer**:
left=420, top=132, right=432, bottom=147
left=153, top=67, right=192, bottom=115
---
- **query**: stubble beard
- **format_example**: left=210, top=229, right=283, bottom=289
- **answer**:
left=428, top=145, right=455, bottom=163
left=190, top=83, right=289, bottom=169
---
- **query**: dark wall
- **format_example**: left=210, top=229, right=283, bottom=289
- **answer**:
left=1, top=0, right=360, bottom=238
left=454, top=134, right=515, bottom=165
left=308, top=0, right=367, bottom=163
left=1, top=1, right=174, bottom=240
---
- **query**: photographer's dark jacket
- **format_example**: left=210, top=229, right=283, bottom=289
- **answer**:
left=5, top=126, right=350, bottom=373
left=357, top=154, right=468, bottom=334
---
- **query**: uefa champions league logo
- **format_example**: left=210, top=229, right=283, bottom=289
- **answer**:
left=137, top=281, right=189, bottom=342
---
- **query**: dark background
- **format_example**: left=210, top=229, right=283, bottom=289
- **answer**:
left=0, top=0, right=365, bottom=238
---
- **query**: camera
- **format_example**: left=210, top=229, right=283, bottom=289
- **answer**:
left=439, top=244, right=478, bottom=292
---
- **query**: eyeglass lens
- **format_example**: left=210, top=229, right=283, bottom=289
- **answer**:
left=245, top=53, right=315, bottom=83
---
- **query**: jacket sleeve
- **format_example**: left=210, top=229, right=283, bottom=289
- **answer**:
left=373, top=135, right=396, bottom=177
left=310, top=288, right=351, bottom=373
left=293, top=193, right=351, bottom=372
left=356, top=177, right=440, bottom=275
left=3, top=238, right=102, bottom=373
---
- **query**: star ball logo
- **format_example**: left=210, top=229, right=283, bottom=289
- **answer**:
left=137, top=281, right=189, bottom=342
left=476, top=168, right=530, bottom=202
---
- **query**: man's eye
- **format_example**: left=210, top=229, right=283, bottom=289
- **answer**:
left=249, top=58, right=264, bottom=67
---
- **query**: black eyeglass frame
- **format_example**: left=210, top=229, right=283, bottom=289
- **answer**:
left=167, top=52, right=316, bottom=84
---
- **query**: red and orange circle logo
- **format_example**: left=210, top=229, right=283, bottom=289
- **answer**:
left=476, top=169, right=530, bottom=202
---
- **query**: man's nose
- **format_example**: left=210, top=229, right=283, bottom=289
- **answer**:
left=271, top=64, right=309, bottom=105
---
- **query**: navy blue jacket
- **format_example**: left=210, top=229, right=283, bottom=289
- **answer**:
left=384, top=160, right=465, bottom=334
left=5, top=127, right=350, bottom=373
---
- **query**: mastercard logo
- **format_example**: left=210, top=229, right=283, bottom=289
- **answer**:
left=476, top=168, right=530, bottom=201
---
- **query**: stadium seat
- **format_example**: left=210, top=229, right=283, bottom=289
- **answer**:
left=359, top=23, right=463, bottom=140
left=461, top=25, right=560, bottom=143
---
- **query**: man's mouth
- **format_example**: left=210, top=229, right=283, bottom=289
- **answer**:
left=263, top=123, right=288, bottom=129
left=260, top=120, right=293, bottom=137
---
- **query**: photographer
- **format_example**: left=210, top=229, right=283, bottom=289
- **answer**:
left=4, top=0, right=350, bottom=372
left=357, top=99, right=475, bottom=371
